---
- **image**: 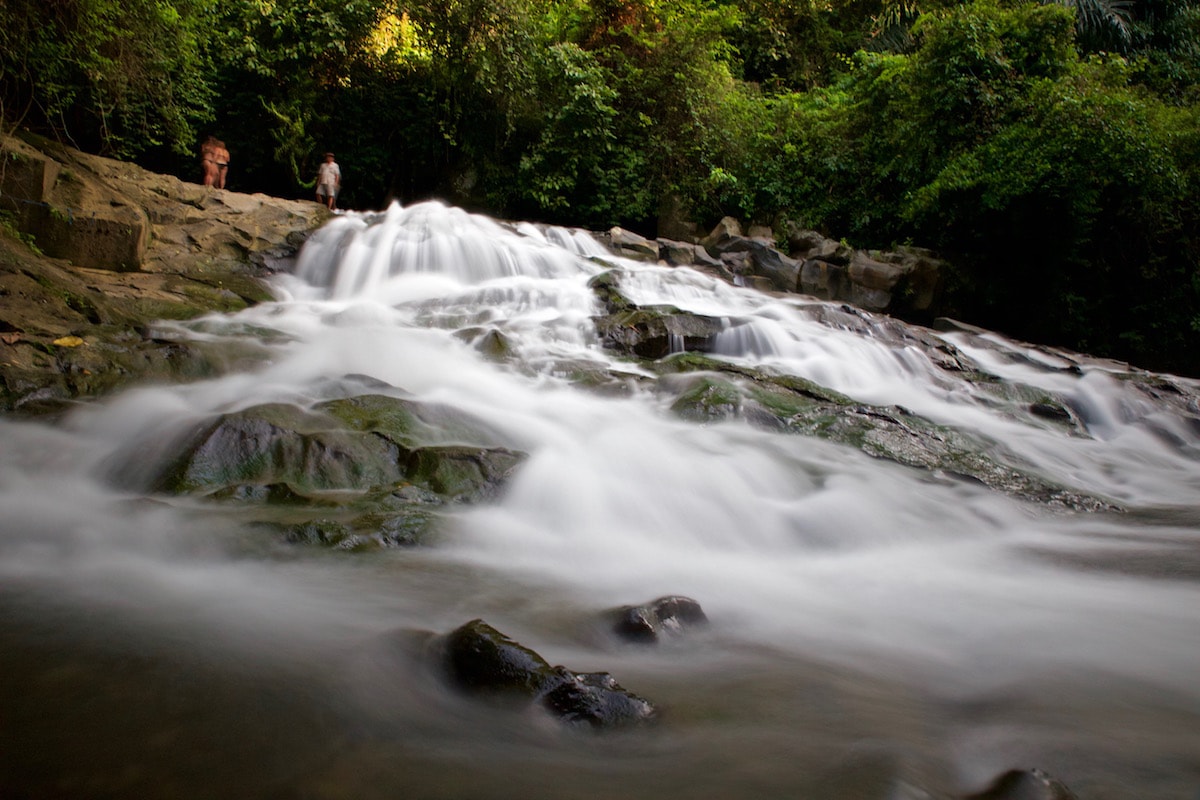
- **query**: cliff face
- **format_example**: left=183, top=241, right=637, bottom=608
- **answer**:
left=0, top=132, right=329, bottom=414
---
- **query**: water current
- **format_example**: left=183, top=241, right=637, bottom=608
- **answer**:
left=1, top=201, right=1198, bottom=799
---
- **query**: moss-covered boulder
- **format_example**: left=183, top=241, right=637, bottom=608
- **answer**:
left=112, top=392, right=526, bottom=551
left=651, top=353, right=1117, bottom=511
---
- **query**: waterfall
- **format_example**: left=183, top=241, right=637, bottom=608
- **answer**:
left=1, top=199, right=1197, bottom=800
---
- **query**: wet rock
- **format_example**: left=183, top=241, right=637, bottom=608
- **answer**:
left=141, top=393, right=525, bottom=500
left=667, top=375, right=742, bottom=422
left=539, top=668, right=657, bottom=728
left=151, top=402, right=407, bottom=494
left=435, top=619, right=657, bottom=728
left=590, top=267, right=725, bottom=358
left=593, top=305, right=724, bottom=359
left=606, top=226, right=659, bottom=262
left=440, top=619, right=554, bottom=698
left=699, top=216, right=742, bottom=252
left=703, top=229, right=803, bottom=293
left=962, top=768, right=1079, bottom=800
left=1029, top=401, right=1072, bottom=422
left=609, top=595, right=708, bottom=644
left=404, top=444, right=525, bottom=502
left=651, top=352, right=1119, bottom=512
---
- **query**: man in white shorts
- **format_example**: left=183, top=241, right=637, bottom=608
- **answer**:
left=316, top=152, right=341, bottom=210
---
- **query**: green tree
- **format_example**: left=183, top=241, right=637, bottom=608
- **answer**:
left=0, top=0, right=215, bottom=159
left=207, top=0, right=387, bottom=197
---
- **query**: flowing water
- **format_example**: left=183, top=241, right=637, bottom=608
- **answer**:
left=2, top=201, right=1199, bottom=799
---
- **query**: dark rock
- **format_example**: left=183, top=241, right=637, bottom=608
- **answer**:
left=435, top=619, right=657, bottom=728
left=746, top=240, right=803, bottom=292
left=658, top=238, right=703, bottom=266
left=607, top=226, right=659, bottom=262
left=782, top=225, right=835, bottom=258
left=152, top=402, right=407, bottom=494
left=592, top=300, right=724, bottom=359
left=609, top=595, right=708, bottom=644
left=657, top=237, right=733, bottom=279
left=800, top=258, right=850, bottom=301
left=539, top=668, right=657, bottom=728
left=1030, top=401, right=1072, bottom=422
left=962, top=768, right=1079, bottom=800
left=699, top=216, right=742, bottom=253
left=440, top=619, right=555, bottom=699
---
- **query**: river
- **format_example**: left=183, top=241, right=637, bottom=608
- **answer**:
left=1, top=201, right=1198, bottom=799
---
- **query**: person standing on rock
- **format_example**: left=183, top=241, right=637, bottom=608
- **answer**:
left=316, top=152, right=340, bottom=210
left=200, top=136, right=230, bottom=189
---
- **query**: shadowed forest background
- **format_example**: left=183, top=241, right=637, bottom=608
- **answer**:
left=2, top=0, right=1198, bottom=375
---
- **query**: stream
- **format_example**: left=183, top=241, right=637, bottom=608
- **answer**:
left=1, top=201, right=1198, bottom=799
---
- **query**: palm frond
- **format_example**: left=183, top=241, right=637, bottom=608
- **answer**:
left=1050, top=0, right=1136, bottom=49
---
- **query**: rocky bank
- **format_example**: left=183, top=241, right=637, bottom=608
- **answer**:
left=0, top=131, right=329, bottom=414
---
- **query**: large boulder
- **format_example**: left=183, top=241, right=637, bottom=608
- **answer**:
left=140, top=394, right=526, bottom=502
left=97, top=392, right=526, bottom=552
left=699, top=216, right=743, bottom=252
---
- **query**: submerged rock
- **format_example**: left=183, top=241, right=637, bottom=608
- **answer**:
left=962, top=768, right=1079, bottom=800
left=436, top=619, right=657, bottom=729
left=608, top=595, right=708, bottom=644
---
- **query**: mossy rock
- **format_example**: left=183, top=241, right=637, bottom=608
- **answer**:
left=404, top=445, right=525, bottom=502
left=669, top=376, right=742, bottom=422
left=140, top=395, right=528, bottom=514
left=280, top=507, right=438, bottom=550
left=154, top=402, right=407, bottom=495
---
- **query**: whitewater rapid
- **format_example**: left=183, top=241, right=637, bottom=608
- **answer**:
left=1, top=200, right=1198, bottom=799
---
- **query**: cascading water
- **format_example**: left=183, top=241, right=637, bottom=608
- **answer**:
left=1, top=200, right=1198, bottom=799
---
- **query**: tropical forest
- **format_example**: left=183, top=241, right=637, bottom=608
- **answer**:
left=4, top=4, right=1200, bottom=799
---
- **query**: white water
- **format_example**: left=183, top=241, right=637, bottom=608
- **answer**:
left=2, top=201, right=1199, bottom=799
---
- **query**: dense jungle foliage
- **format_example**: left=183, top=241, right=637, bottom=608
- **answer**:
left=2, top=0, right=1198, bottom=374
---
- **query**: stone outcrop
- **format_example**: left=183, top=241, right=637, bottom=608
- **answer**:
left=0, top=131, right=329, bottom=413
left=614, top=215, right=946, bottom=319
